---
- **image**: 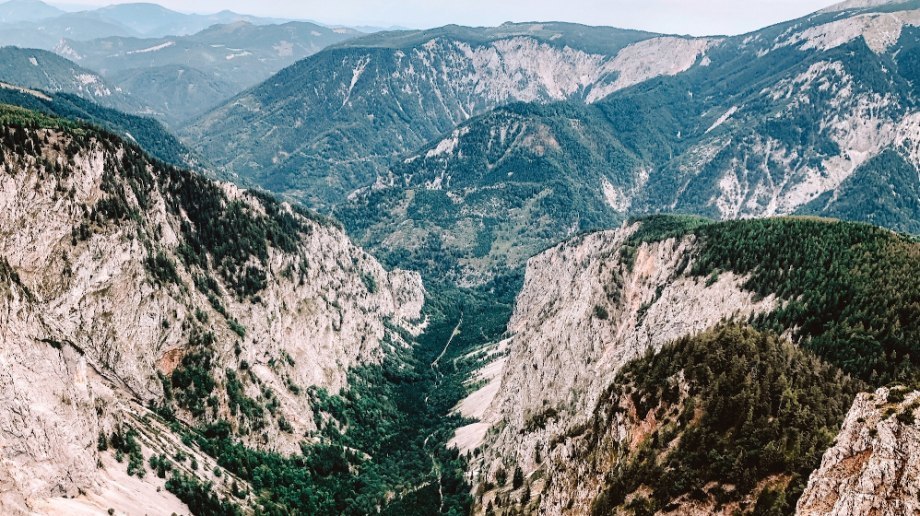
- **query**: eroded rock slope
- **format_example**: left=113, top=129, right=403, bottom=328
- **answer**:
left=0, top=107, right=424, bottom=513
left=455, top=216, right=920, bottom=515
left=798, top=387, right=920, bottom=516
left=456, top=223, right=777, bottom=511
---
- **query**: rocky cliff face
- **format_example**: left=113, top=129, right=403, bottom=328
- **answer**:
left=617, top=3, right=920, bottom=226
left=0, top=115, right=424, bottom=513
left=665, top=9, right=920, bottom=221
left=453, top=223, right=777, bottom=512
left=798, top=387, right=920, bottom=515
left=453, top=214, right=920, bottom=514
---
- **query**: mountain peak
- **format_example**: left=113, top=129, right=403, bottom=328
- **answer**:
left=96, top=1, right=175, bottom=11
left=0, top=0, right=63, bottom=23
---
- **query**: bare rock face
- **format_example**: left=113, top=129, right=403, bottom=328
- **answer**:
left=0, top=124, right=424, bottom=512
left=0, top=268, right=104, bottom=512
left=797, top=387, right=920, bottom=516
left=585, top=37, right=715, bottom=102
left=696, top=56, right=919, bottom=220
left=788, top=8, right=920, bottom=54
left=457, top=223, right=776, bottom=513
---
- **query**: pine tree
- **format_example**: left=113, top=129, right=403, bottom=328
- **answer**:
left=512, top=466, right=524, bottom=489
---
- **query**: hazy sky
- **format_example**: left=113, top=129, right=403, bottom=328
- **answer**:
left=52, top=0, right=844, bottom=36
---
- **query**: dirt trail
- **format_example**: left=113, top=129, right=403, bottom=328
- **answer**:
left=431, top=314, right=463, bottom=379
left=423, top=313, right=463, bottom=512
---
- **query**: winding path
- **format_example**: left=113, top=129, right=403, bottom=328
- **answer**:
left=431, top=314, right=463, bottom=378
left=424, top=313, right=463, bottom=512
left=392, top=313, right=465, bottom=509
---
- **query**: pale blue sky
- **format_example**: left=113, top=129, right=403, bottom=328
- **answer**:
left=52, top=0, right=844, bottom=36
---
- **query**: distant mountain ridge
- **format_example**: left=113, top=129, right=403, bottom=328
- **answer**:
left=0, top=45, right=205, bottom=168
left=0, top=0, right=301, bottom=48
left=54, top=21, right=361, bottom=124
left=0, top=0, right=62, bottom=23
left=182, top=22, right=714, bottom=208
left=0, top=46, right=143, bottom=113
left=326, top=21, right=659, bottom=54
left=81, top=2, right=291, bottom=38
left=0, top=83, right=198, bottom=168
left=55, top=21, right=360, bottom=85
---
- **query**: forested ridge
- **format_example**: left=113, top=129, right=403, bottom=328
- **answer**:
left=0, top=90, right=197, bottom=168
left=628, top=215, right=920, bottom=385
left=588, top=324, right=864, bottom=514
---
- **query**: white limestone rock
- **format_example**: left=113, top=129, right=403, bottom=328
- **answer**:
left=0, top=126, right=425, bottom=513
left=456, top=223, right=777, bottom=513
left=797, top=387, right=920, bottom=516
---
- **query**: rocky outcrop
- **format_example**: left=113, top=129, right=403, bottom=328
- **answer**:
left=0, top=120, right=424, bottom=512
left=784, top=8, right=920, bottom=54
left=585, top=37, right=715, bottom=103
left=699, top=52, right=919, bottom=219
left=448, top=35, right=716, bottom=105
left=455, top=223, right=777, bottom=513
left=797, top=387, right=920, bottom=515
left=819, top=0, right=912, bottom=13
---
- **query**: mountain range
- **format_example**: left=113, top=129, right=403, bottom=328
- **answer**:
left=0, top=0, right=296, bottom=47
left=0, top=1, right=364, bottom=124
left=54, top=21, right=361, bottom=124
left=0, top=0, right=917, bottom=515
left=337, top=2, right=920, bottom=285
left=179, top=1, right=920, bottom=286
left=180, top=22, right=684, bottom=208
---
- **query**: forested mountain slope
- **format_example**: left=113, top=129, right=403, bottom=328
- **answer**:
left=0, top=105, right=427, bottom=514
left=0, top=87, right=197, bottom=168
left=457, top=216, right=919, bottom=515
left=183, top=23, right=715, bottom=208
left=56, top=21, right=361, bottom=124
left=341, top=1, right=920, bottom=286
left=0, top=46, right=143, bottom=114
left=339, top=101, right=638, bottom=286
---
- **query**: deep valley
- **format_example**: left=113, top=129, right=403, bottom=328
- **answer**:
left=0, top=1, right=918, bottom=515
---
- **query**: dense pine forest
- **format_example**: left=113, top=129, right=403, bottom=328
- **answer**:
left=627, top=216, right=920, bottom=385
left=589, top=324, right=864, bottom=514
